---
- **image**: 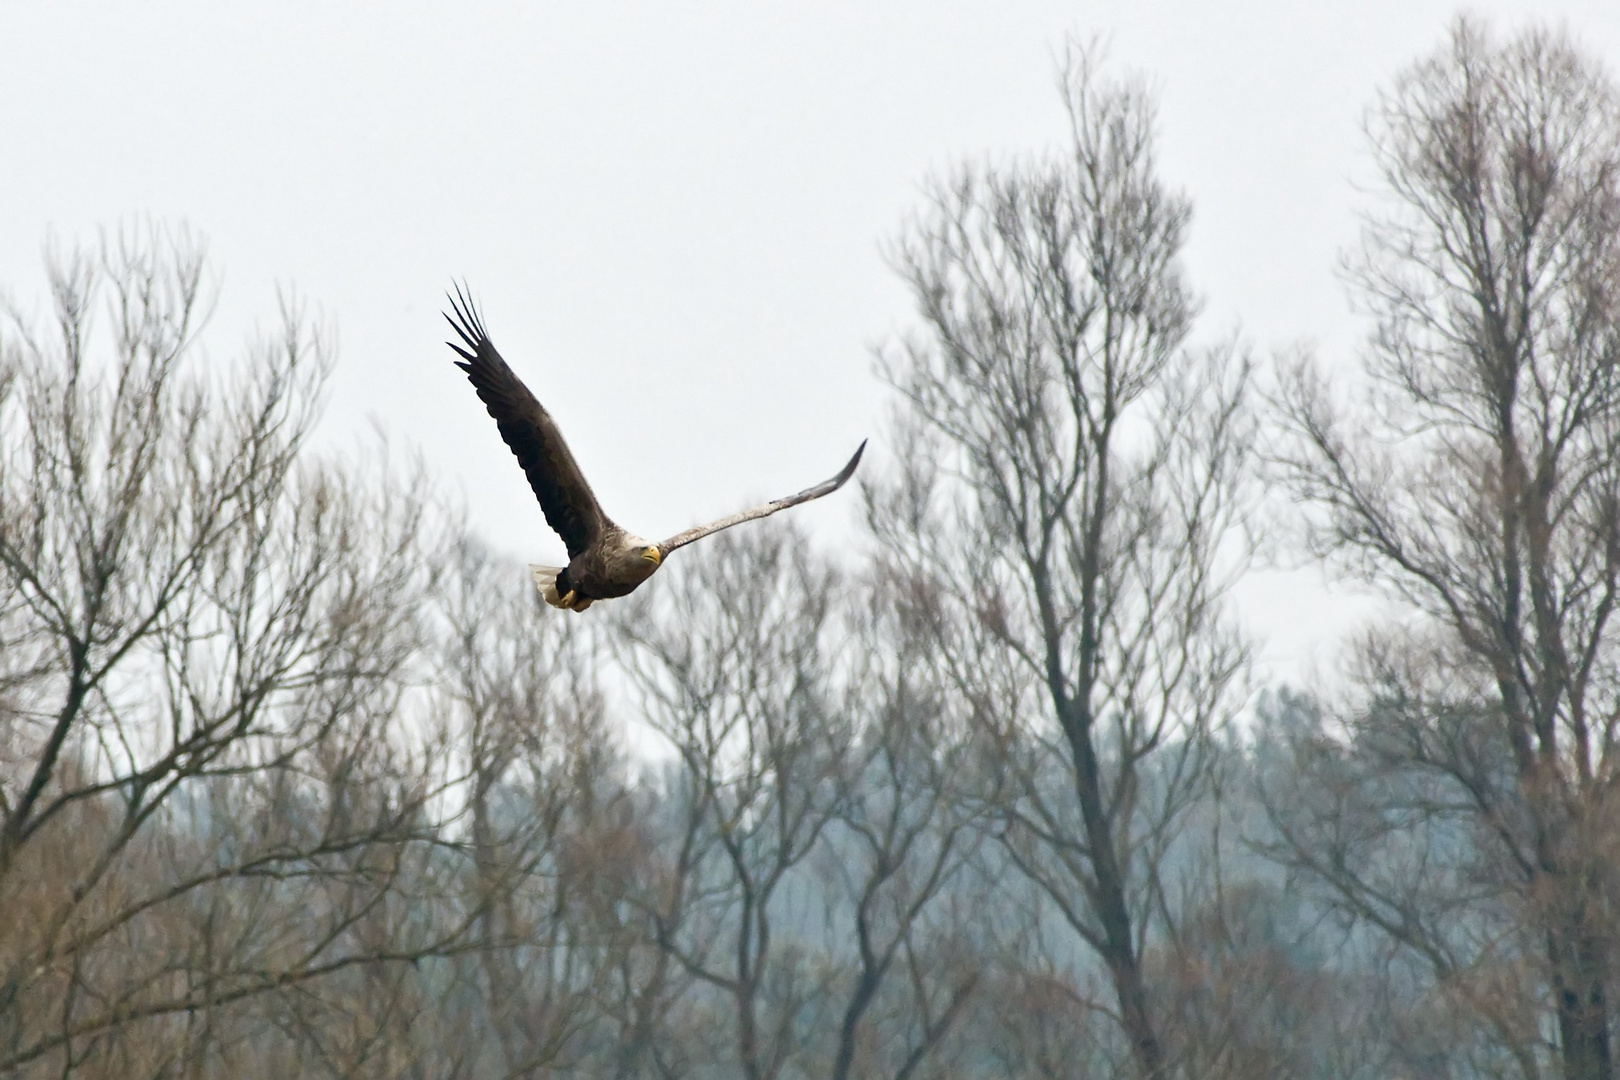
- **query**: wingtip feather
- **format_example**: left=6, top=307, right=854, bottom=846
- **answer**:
left=834, top=439, right=868, bottom=486
left=443, top=282, right=490, bottom=356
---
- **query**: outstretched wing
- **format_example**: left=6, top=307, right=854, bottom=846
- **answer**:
left=445, top=285, right=612, bottom=559
left=657, top=441, right=866, bottom=556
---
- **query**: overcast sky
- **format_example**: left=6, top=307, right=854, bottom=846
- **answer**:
left=5, top=2, right=1620, bottom=684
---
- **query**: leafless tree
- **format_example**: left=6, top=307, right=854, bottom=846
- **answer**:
left=617, top=526, right=850, bottom=1080
left=430, top=535, right=636, bottom=1076
left=1268, top=17, right=1620, bottom=1080
left=822, top=564, right=987, bottom=1080
left=870, top=42, right=1253, bottom=1079
left=0, top=230, right=478, bottom=1076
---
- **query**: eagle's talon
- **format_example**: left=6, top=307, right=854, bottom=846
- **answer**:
left=558, top=589, right=576, bottom=607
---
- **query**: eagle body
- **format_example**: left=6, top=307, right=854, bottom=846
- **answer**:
left=445, top=287, right=863, bottom=611
left=532, top=528, right=660, bottom=612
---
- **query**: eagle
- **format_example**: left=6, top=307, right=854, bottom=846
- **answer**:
left=446, top=288, right=865, bottom=611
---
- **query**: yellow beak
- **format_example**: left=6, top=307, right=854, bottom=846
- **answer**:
left=643, top=547, right=662, bottom=565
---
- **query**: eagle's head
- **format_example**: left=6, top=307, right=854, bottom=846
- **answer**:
left=613, top=535, right=663, bottom=586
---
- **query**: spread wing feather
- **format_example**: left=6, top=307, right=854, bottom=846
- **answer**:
left=445, top=286, right=612, bottom=559
left=657, top=441, right=867, bottom=555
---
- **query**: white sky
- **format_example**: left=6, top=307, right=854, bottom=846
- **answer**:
left=4, top=2, right=1619, bottom=686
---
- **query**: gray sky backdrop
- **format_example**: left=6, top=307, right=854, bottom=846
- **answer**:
left=5, top=2, right=1620, bottom=685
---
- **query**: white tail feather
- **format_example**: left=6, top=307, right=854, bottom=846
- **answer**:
left=530, top=565, right=565, bottom=607
left=530, top=564, right=593, bottom=611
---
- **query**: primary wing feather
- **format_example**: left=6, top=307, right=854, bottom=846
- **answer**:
left=445, top=287, right=612, bottom=559
left=657, top=440, right=867, bottom=555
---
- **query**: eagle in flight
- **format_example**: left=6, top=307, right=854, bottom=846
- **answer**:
left=446, top=287, right=865, bottom=611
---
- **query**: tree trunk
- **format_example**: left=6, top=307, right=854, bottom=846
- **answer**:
left=1548, top=892, right=1614, bottom=1080
left=1065, top=710, right=1164, bottom=1080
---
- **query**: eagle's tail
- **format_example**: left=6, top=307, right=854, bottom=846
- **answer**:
left=530, top=565, right=593, bottom=611
left=530, top=565, right=567, bottom=608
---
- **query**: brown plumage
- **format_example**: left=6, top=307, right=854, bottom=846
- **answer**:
left=445, top=286, right=865, bottom=611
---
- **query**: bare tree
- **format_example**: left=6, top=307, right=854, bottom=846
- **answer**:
left=871, top=43, right=1252, bottom=1079
left=617, top=526, right=849, bottom=1080
left=0, top=230, right=475, bottom=1076
left=1269, top=18, right=1620, bottom=1080
left=823, top=564, right=987, bottom=1080
left=430, top=535, right=634, bottom=1076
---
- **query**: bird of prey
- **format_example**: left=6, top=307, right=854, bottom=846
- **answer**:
left=445, top=288, right=865, bottom=611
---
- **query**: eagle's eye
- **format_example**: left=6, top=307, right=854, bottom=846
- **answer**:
left=642, top=546, right=662, bottom=565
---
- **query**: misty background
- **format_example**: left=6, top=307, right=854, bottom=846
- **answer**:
left=8, top=6, right=1620, bottom=1080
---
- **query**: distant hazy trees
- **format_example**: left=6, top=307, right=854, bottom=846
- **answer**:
left=6, top=14, right=1620, bottom=1080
